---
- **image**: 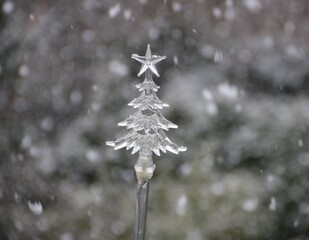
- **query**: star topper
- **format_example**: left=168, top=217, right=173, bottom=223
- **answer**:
left=131, top=44, right=166, bottom=77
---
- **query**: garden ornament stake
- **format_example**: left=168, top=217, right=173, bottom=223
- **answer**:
left=106, top=44, right=186, bottom=240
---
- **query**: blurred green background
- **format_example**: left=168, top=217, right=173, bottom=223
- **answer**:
left=1, top=0, right=309, bottom=239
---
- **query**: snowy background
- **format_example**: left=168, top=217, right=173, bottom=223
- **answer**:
left=1, top=0, right=309, bottom=239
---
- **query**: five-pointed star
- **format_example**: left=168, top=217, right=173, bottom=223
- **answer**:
left=132, top=44, right=166, bottom=77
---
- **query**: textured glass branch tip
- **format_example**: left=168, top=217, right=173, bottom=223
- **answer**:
left=106, top=44, right=187, bottom=156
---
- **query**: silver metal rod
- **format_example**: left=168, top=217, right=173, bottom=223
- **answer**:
left=134, top=180, right=150, bottom=240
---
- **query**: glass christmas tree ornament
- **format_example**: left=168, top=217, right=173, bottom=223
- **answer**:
left=106, top=44, right=186, bottom=178
left=106, top=44, right=186, bottom=240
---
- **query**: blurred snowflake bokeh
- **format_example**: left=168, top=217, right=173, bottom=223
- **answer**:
left=0, top=0, right=309, bottom=240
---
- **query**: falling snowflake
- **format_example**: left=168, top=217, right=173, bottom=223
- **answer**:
left=28, top=201, right=43, bottom=215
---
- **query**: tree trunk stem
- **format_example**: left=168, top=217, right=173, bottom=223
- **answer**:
left=134, top=180, right=150, bottom=240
